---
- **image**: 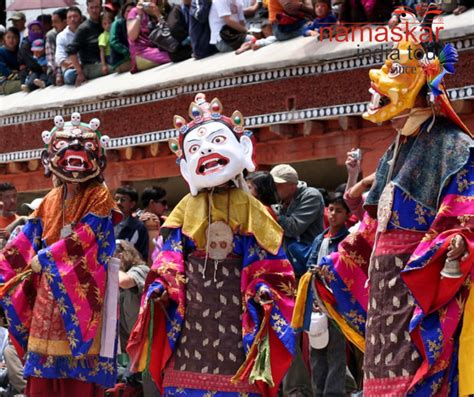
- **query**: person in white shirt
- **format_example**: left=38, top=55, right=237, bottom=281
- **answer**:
left=55, top=6, right=82, bottom=85
left=208, top=0, right=252, bottom=52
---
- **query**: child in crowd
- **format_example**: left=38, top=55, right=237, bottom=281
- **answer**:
left=21, top=38, right=49, bottom=91
left=306, top=195, right=352, bottom=396
left=99, top=12, right=114, bottom=76
left=235, top=20, right=276, bottom=54
left=245, top=171, right=278, bottom=218
left=303, top=0, right=337, bottom=37
left=109, top=239, right=150, bottom=392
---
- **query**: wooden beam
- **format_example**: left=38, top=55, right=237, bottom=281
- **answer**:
left=27, top=159, right=40, bottom=172
left=337, top=116, right=360, bottom=131
left=103, top=155, right=180, bottom=189
left=452, top=99, right=473, bottom=115
left=256, top=127, right=285, bottom=142
left=301, top=120, right=325, bottom=136
left=256, top=124, right=392, bottom=174
left=7, top=162, right=26, bottom=174
left=107, top=149, right=120, bottom=163
left=0, top=170, right=51, bottom=192
left=145, top=143, right=160, bottom=157
left=118, top=146, right=146, bottom=161
left=269, top=124, right=297, bottom=138
left=131, top=147, right=145, bottom=160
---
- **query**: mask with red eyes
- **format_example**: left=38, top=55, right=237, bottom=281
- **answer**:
left=40, top=114, right=111, bottom=183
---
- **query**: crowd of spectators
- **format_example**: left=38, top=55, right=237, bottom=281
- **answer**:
left=1, top=0, right=473, bottom=95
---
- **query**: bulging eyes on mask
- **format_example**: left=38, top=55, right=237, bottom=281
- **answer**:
left=179, top=121, right=254, bottom=196
left=43, top=125, right=105, bottom=183
left=363, top=41, right=427, bottom=124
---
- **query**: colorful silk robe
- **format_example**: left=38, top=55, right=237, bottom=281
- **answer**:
left=294, top=117, right=474, bottom=396
left=292, top=213, right=375, bottom=353
left=0, top=182, right=119, bottom=388
left=128, top=188, right=296, bottom=397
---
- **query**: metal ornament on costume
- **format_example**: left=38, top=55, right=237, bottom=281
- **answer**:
left=205, top=220, right=234, bottom=260
left=40, top=113, right=111, bottom=183
left=169, top=93, right=256, bottom=196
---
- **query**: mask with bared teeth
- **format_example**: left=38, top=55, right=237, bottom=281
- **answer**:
left=41, top=114, right=111, bottom=183
left=169, top=93, right=256, bottom=196
left=363, top=4, right=470, bottom=136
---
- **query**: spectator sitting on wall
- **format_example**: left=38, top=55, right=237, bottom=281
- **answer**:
left=235, top=20, right=276, bottom=52
left=18, top=20, right=46, bottom=91
left=104, top=1, right=120, bottom=18
left=244, top=0, right=260, bottom=19
left=267, top=0, right=315, bottom=41
left=436, top=0, right=474, bottom=14
left=148, top=0, right=193, bottom=62
left=338, top=0, right=394, bottom=25
left=65, top=0, right=111, bottom=86
left=99, top=11, right=114, bottom=76
left=37, top=14, right=53, bottom=34
left=303, top=0, right=336, bottom=37
left=110, top=1, right=136, bottom=73
left=114, top=186, right=149, bottom=261
left=189, top=0, right=217, bottom=58
left=126, top=0, right=171, bottom=73
left=209, top=0, right=254, bottom=52
left=0, top=27, right=21, bottom=95
left=21, top=38, right=51, bottom=92
left=46, top=8, right=68, bottom=86
left=452, top=0, right=474, bottom=14
left=388, top=1, right=434, bottom=28
left=55, top=6, right=82, bottom=85
left=7, top=12, right=26, bottom=42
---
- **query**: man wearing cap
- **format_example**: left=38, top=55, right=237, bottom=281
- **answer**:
left=8, top=12, right=26, bottom=42
left=271, top=163, right=324, bottom=397
left=271, top=164, right=324, bottom=274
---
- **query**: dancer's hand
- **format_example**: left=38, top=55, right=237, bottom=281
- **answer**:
left=447, top=235, right=468, bottom=261
left=151, top=289, right=169, bottom=305
left=255, top=286, right=273, bottom=305
left=31, top=256, right=41, bottom=273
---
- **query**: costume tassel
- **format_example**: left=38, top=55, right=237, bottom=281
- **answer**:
left=231, top=303, right=273, bottom=385
left=249, top=331, right=274, bottom=387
